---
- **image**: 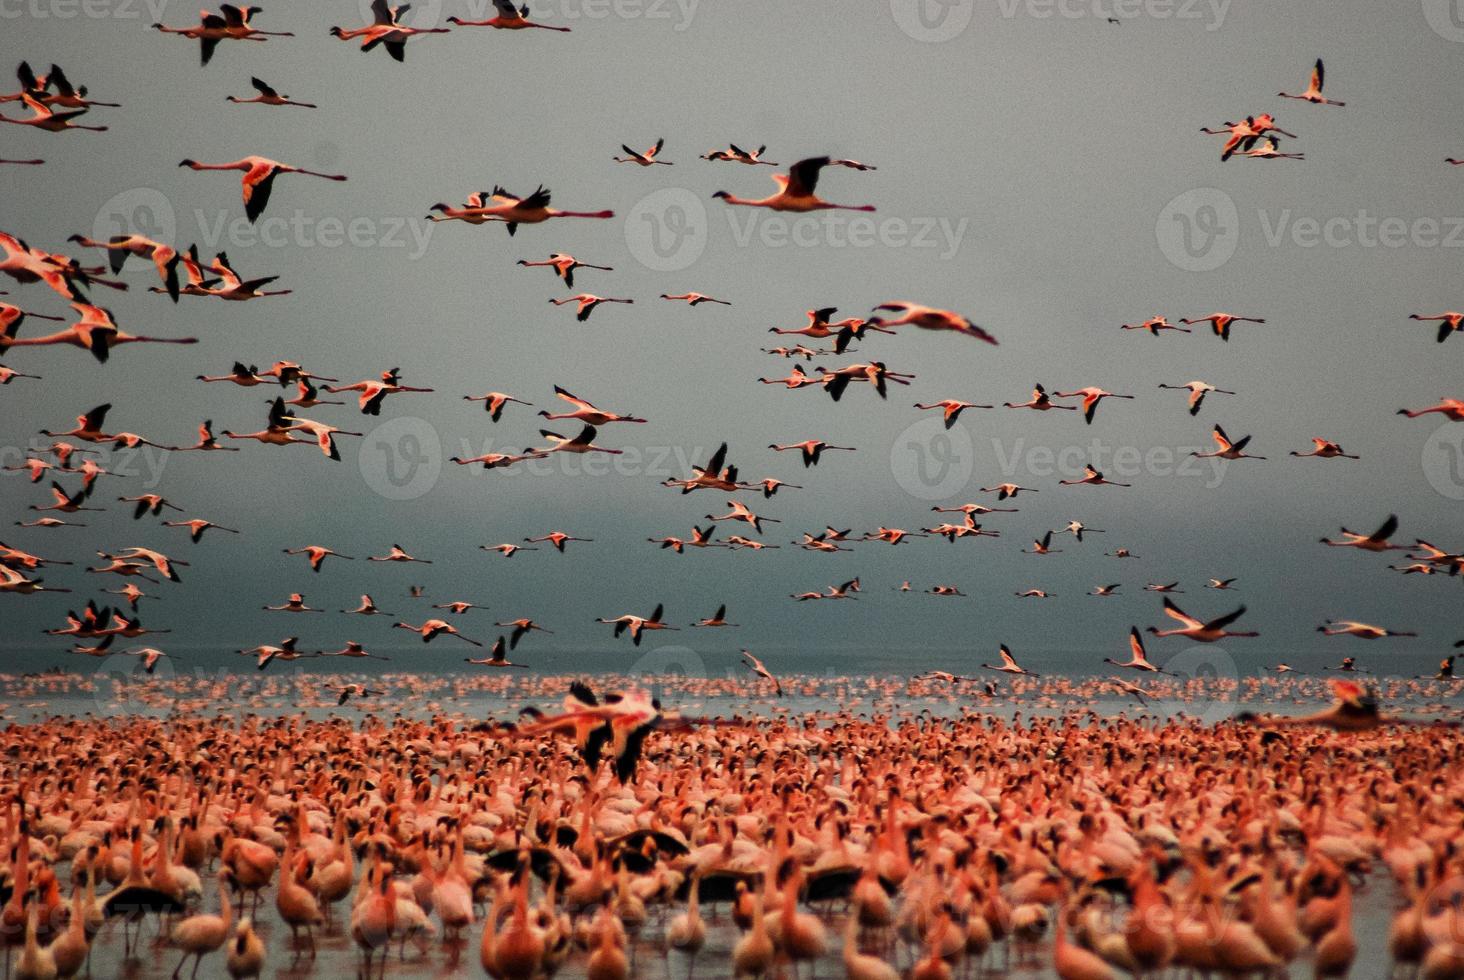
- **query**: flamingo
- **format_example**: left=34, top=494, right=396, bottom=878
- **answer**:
left=1207, top=577, right=1238, bottom=589
left=1409, top=311, right=1464, bottom=343
left=226, top=76, right=316, bottom=108
left=691, top=604, right=736, bottom=627
left=224, top=398, right=311, bottom=448
left=446, top=0, right=571, bottom=31
left=463, top=390, right=531, bottom=421
left=153, top=4, right=294, bottom=64
left=1397, top=398, right=1464, bottom=421
left=1105, top=628, right=1169, bottom=673
left=1321, top=514, right=1405, bottom=551
left=1317, top=620, right=1418, bottom=639
left=1158, top=380, right=1235, bottom=416
left=739, top=651, right=782, bottom=696
left=769, top=439, right=856, bottom=467
left=495, top=617, right=551, bottom=648
left=1146, top=597, right=1258, bottom=641
left=0, top=94, right=107, bottom=132
left=283, top=546, right=353, bottom=572
left=596, top=604, right=677, bottom=646
left=1053, top=386, right=1133, bottom=424
left=516, top=253, right=610, bottom=289
left=368, top=543, right=430, bottom=563
left=867, top=301, right=998, bottom=344
left=980, top=482, right=1035, bottom=500
left=661, top=292, right=730, bottom=306
left=529, top=424, right=622, bottom=455
left=613, top=138, right=672, bottom=166
left=712, top=156, right=875, bottom=212
left=202, top=251, right=292, bottom=300
left=3, top=302, right=197, bottom=363
left=280, top=414, right=362, bottom=460
left=548, top=294, right=633, bottom=322
left=393, top=619, right=482, bottom=646
left=1004, top=383, right=1076, bottom=412
left=163, top=519, right=238, bottom=542
left=1238, top=137, right=1304, bottom=160
left=1090, top=584, right=1121, bottom=596
left=66, top=234, right=181, bottom=301
left=1059, top=465, right=1131, bottom=487
left=983, top=644, right=1038, bottom=676
left=197, top=362, right=267, bottom=386
left=465, top=636, right=528, bottom=668
left=1193, top=424, right=1266, bottom=460
left=1290, top=438, right=1358, bottom=460
left=539, top=386, right=645, bottom=424
left=705, top=499, right=780, bottom=535
left=329, top=0, right=451, bottom=61
left=524, top=531, right=591, bottom=552
left=1278, top=58, right=1345, bottom=105
left=323, top=368, right=433, bottom=415
left=701, top=143, right=776, bottom=166
left=1178, top=312, right=1267, bottom=341
left=431, top=185, right=613, bottom=235
left=178, top=157, right=347, bottom=223
left=1121, top=315, right=1190, bottom=335
left=1023, top=531, right=1062, bottom=555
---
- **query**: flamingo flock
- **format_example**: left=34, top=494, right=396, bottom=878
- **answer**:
left=0, top=6, right=1461, bottom=980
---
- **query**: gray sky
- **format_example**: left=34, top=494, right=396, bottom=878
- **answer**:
left=2, top=0, right=1462, bottom=674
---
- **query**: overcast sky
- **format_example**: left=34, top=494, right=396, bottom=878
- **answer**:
left=2, top=0, right=1462, bottom=676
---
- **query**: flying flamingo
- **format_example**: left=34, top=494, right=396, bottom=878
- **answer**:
left=1059, top=465, right=1131, bottom=487
left=1317, top=620, right=1417, bottom=639
left=740, top=650, right=782, bottom=697
left=0, top=95, right=107, bottom=132
left=529, top=424, right=622, bottom=456
left=1147, top=597, right=1258, bottom=642
left=226, top=76, right=316, bottom=108
left=465, top=636, right=528, bottom=668
left=982, top=645, right=1038, bottom=676
left=769, top=440, right=856, bottom=468
left=464, top=391, right=532, bottom=421
left=516, top=253, right=610, bottom=289
left=548, top=294, right=633, bottom=322
left=1053, top=386, right=1133, bottom=424
left=1278, top=58, right=1345, bottom=106
left=712, top=156, right=875, bottom=213
left=66, top=234, right=181, bottom=301
left=596, top=604, right=677, bottom=646
left=1158, top=380, right=1235, bottom=416
left=661, top=292, right=730, bottom=306
left=539, top=387, right=645, bottom=424
left=1192, top=425, right=1266, bottom=460
left=447, top=0, right=571, bottom=31
left=152, top=4, right=294, bottom=64
left=178, top=156, right=347, bottom=223
left=1290, top=438, right=1358, bottom=460
left=1398, top=398, right=1464, bottom=421
left=614, top=138, right=672, bottom=166
left=1004, top=383, right=1076, bottom=412
left=1121, top=315, right=1189, bottom=335
left=1103, top=629, right=1168, bottom=672
left=867, top=302, right=998, bottom=345
left=329, top=0, right=451, bottom=60
left=0, top=302, right=197, bottom=363
left=1409, top=311, right=1464, bottom=343
left=430, top=185, right=613, bottom=235
left=323, top=368, right=433, bottom=415
left=701, top=144, right=776, bottom=166
left=1178, top=312, right=1267, bottom=341
left=393, top=619, right=482, bottom=646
